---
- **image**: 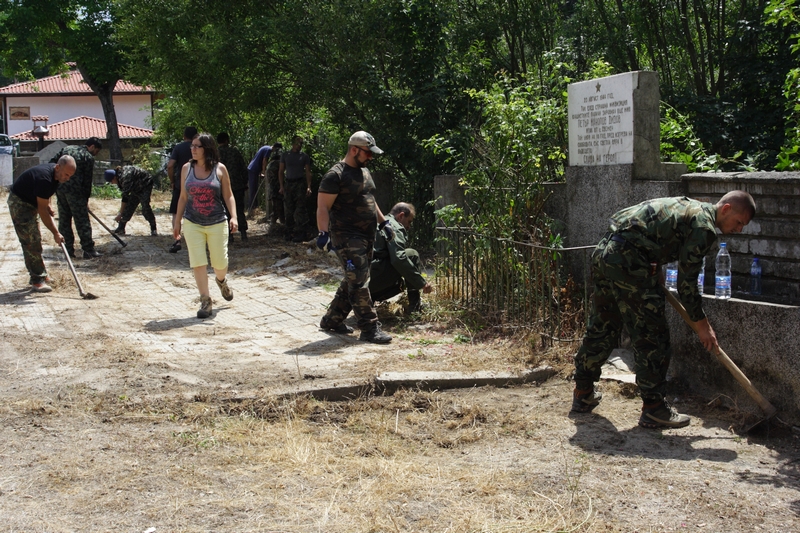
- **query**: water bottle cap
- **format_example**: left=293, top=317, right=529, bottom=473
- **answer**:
left=753, top=257, right=759, bottom=263
left=720, top=242, right=727, bottom=248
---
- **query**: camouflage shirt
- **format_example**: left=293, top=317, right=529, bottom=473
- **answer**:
left=50, top=145, right=95, bottom=199
left=609, top=196, right=718, bottom=321
left=318, top=162, right=377, bottom=238
left=218, top=144, right=248, bottom=192
left=118, top=166, right=153, bottom=199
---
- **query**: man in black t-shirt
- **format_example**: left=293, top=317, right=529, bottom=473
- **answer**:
left=7, top=156, right=76, bottom=292
left=316, top=131, right=394, bottom=344
left=167, top=126, right=197, bottom=252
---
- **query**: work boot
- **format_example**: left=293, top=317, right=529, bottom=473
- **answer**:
left=571, top=384, right=603, bottom=413
left=197, top=296, right=213, bottom=319
left=639, top=400, right=691, bottom=429
left=360, top=323, right=392, bottom=344
left=407, top=290, right=423, bottom=314
left=320, top=318, right=354, bottom=334
left=215, top=277, right=234, bottom=301
left=83, top=249, right=102, bottom=259
left=113, top=222, right=126, bottom=235
left=169, top=240, right=182, bottom=253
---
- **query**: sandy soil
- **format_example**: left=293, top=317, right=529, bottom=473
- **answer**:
left=1, top=192, right=799, bottom=532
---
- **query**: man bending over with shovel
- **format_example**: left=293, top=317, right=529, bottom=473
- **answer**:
left=571, top=191, right=755, bottom=429
left=105, top=166, right=158, bottom=236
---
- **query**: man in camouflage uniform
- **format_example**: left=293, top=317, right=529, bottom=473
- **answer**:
left=316, top=131, right=395, bottom=344
left=50, top=137, right=102, bottom=258
left=8, top=156, right=76, bottom=292
left=279, top=135, right=312, bottom=242
left=266, top=143, right=283, bottom=224
left=572, top=191, right=756, bottom=429
left=106, top=166, right=157, bottom=235
left=217, top=132, right=250, bottom=241
left=370, top=202, right=433, bottom=313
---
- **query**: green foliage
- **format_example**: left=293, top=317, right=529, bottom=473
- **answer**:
left=766, top=0, right=800, bottom=170
left=660, top=103, right=709, bottom=172
left=91, top=183, right=122, bottom=200
left=428, top=68, right=568, bottom=243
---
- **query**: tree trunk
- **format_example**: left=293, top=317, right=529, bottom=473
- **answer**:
left=77, top=64, right=123, bottom=163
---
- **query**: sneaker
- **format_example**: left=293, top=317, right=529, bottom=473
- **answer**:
left=360, top=323, right=392, bottom=344
left=571, top=387, right=603, bottom=413
left=320, top=319, right=354, bottom=334
left=215, top=277, right=233, bottom=301
left=113, top=226, right=126, bottom=235
left=241, top=231, right=248, bottom=242
left=83, top=249, right=102, bottom=259
left=31, top=280, right=53, bottom=293
left=150, top=228, right=158, bottom=236
left=197, top=296, right=213, bottom=318
left=639, top=400, right=691, bottom=429
left=169, top=240, right=181, bottom=253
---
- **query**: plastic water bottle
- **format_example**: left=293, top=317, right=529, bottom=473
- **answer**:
left=750, top=257, right=762, bottom=295
left=715, top=243, right=731, bottom=299
left=665, top=261, right=678, bottom=291
left=698, top=256, right=706, bottom=295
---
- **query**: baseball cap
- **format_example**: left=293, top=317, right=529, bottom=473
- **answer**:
left=104, top=169, right=117, bottom=182
left=348, top=131, right=383, bottom=155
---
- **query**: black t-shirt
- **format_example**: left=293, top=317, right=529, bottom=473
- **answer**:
left=10, top=163, right=59, bottom=207
left=170, top=141, right=193, bottom=189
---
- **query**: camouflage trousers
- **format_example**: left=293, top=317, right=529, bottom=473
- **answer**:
left=120, top=187, right=157, bottom=229
left=7, top=193, right=48, bottom=284
left=321, top=235, right=378, bottom=331
left=283, top=180, right=309, bottom=237
left=57, top=188, right=95, bottom=254
left=574, top=234, right=671, bottom=401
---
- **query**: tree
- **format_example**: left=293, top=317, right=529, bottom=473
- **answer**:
left=0, top=0, right=128, bottom=161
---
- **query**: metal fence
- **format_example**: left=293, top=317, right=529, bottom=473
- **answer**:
left=434, top=227, right=595, bottom=344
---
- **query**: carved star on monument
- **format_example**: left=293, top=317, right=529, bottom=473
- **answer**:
left=596, top=83, right=602, bottom=92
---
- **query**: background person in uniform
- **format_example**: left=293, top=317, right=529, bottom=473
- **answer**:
left=216, top=132, right=250, bottom=241
left=106, top=166, right=157, bottom=236
left=316, top=131, right=394, bottom=344
left=279, top=135, right=312, bottom=242
left=265, top=143, right=283, bottom=224
left=168, top=126, right=198, bottom=252
left=571, top=191, right=756, bottom=429
left=7, top=156, right=76, bottom=292
left=247, top=143, right=272, bottom=211
left=370, top=202, right=432, bottom=313
left=173, top=133, right=238, bottom=319
left=50, top=137, right=102, bottom=259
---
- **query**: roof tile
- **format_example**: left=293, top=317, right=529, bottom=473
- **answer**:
left=10, top=116, right=153, bottom=141
left=0, top=70, right=152, bottom=95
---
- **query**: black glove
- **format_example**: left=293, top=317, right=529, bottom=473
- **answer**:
left=379, top=220, right=395, bottom=241
left=316, top=231, right=331, bottom=251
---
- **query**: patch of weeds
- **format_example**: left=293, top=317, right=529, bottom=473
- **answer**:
left=453, top=333, right=470, bottom=344
left=416, top=338, right=442, bottom=346
left=173, top=430, right=217, bottom=449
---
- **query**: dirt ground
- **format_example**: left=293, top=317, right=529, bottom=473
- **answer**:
left=1, top=191, right=799, bottom=532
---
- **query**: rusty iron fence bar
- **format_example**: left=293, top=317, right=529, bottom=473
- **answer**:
left=435, top=227, right=594, bottom=344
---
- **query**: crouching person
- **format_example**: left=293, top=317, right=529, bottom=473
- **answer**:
left=105, top=166, right=157, bottom=236
left=370, top=202, right=432, bottom=313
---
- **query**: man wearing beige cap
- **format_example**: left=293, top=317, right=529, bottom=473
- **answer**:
left=316, top=131, right=394, bottom=344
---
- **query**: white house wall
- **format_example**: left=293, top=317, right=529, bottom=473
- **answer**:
left=5, top=95, right=152, bottom=136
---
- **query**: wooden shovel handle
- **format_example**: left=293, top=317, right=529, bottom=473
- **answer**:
left=663, top=288, right=777, bottom=417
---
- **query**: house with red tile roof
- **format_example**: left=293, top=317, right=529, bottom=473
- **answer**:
left=0, top=68, right=157, bottom=139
